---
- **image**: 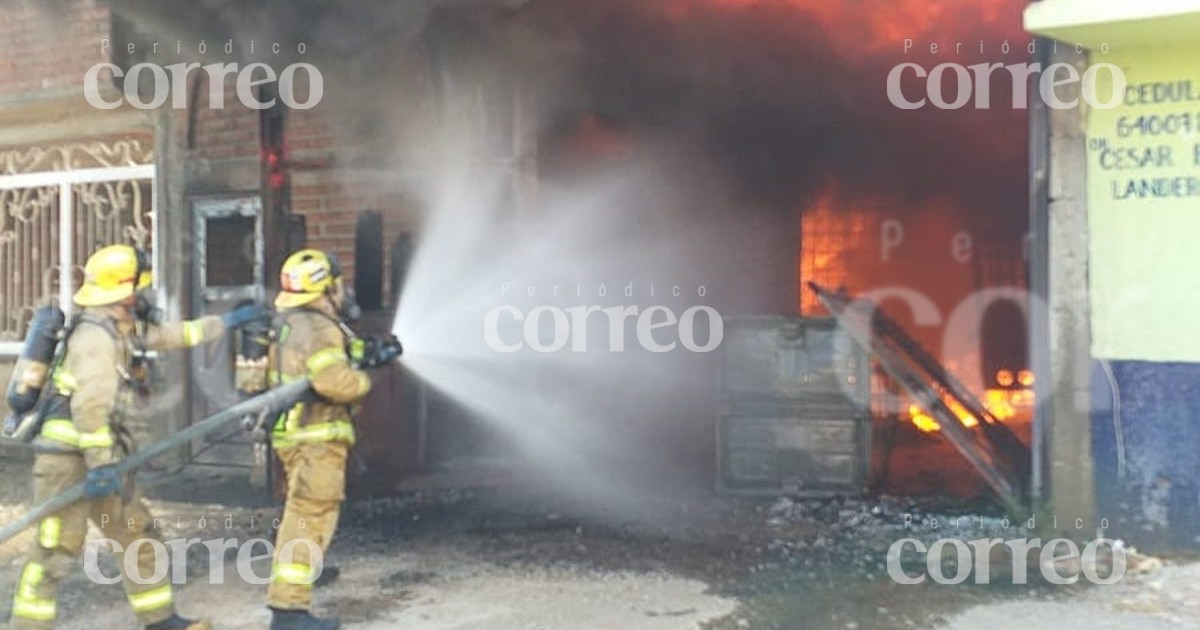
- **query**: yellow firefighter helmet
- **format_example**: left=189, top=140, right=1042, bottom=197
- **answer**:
left=73, top=245, right=152, bottom=307
left=275, top=248, right=343, bottom=309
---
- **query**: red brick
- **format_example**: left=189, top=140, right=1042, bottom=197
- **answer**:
left=290, top=197, right=323, bottom=212
left=0, top=0, right=110, bottom=98
left=292, top=183, right=344, bottom=198
left=323, top=195, right=367, bottom=211
left=299, top=210, right=357, bottom=227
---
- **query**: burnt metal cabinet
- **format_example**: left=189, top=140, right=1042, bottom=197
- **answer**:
left=717, top=316, right=871, bottom=497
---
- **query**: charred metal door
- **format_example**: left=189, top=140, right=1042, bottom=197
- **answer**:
left=717, top=317, right=872, bottom=497
left=189, top=194, right=266, bottom=472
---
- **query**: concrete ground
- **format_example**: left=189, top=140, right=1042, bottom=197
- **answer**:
left=0, top=458, right=1189, bottom=630
left=0, top=492, right=744, bottom=630
left=942, top=563, right=1200, bottom=630
left=44, top=555, right=739, bottom=630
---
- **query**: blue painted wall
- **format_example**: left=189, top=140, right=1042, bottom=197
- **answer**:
left=1090, top=360, right=1200, bottom=549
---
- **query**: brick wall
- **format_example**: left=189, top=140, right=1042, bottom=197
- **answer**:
left=0, top=0, right=111, bottom=100
left=290, top=166, right=420, bottom=313
left=172, top=76, right=258, bottom=160
left=181, top=73, right=420, bottom=312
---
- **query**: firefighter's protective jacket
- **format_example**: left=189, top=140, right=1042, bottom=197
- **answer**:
left=266, top=304, right=369, bottom=612
left=270, top=307, right=371, bottom=448
left=35, top=308, right=225, bottom=469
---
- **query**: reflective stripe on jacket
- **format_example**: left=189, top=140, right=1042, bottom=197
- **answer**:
left=270, top=308, right=371, bottom=449
left=34, top=311, right=225, bottom=466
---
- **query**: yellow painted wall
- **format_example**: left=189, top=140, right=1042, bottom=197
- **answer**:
left=1087, top=43, right=1200, bottom=361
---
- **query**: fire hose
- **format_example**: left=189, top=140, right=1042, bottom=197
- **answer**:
left=0, top=378, right=311, bottom=547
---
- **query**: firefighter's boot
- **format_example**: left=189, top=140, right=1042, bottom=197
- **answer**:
left=269, top=609, right=341, bottom=630
left=144, top=614, right=213, bottom=630
left=314, top=565, right=340, bottom=588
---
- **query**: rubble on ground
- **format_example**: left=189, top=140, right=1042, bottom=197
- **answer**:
left=757, top=495, right=1033, bottom=583
left=0, top=462, right=1185, bottom=630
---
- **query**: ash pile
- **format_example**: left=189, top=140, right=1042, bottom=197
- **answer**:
left=760, top=495, right=1036, bottom=583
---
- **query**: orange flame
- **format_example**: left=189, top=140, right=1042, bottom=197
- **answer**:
left=908, top=398, right=979, bottom=433
left=798, top=188, right=874, bottom=314
left=908, top=387, right=1030, bottom=433
left=662, top=0, right=1025, bottom=56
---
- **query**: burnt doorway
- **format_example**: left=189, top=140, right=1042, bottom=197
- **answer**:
left=188, top=194, right=267, bottom=477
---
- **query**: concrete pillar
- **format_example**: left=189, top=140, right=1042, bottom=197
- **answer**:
left=154, top=106, right=190, bottom=469
left=1041, top=47, right=1096, bottom=532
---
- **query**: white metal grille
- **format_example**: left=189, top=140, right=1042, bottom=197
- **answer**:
left=0, top=164, right=155, bottom=352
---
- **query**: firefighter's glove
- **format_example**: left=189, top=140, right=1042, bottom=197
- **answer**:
left=135, top=292, right=165, bottom=326
left=222, top=303, right=273, bottom=328
left=375, top=335, right=404, bottom=365
left=83, top=464, right=122, bottom=499
left=350, top=335, right=403, bottom=368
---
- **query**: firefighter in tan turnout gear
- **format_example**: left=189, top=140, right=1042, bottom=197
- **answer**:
left=266, top=249, right=400, bottom=630
left=9, top=245, right=271, bottom=630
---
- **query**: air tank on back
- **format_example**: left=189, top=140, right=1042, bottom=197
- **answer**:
left=3, top=306, right=65, bottom=436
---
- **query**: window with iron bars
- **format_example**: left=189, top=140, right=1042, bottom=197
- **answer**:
left=0, top=169, right=154, bottom=349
